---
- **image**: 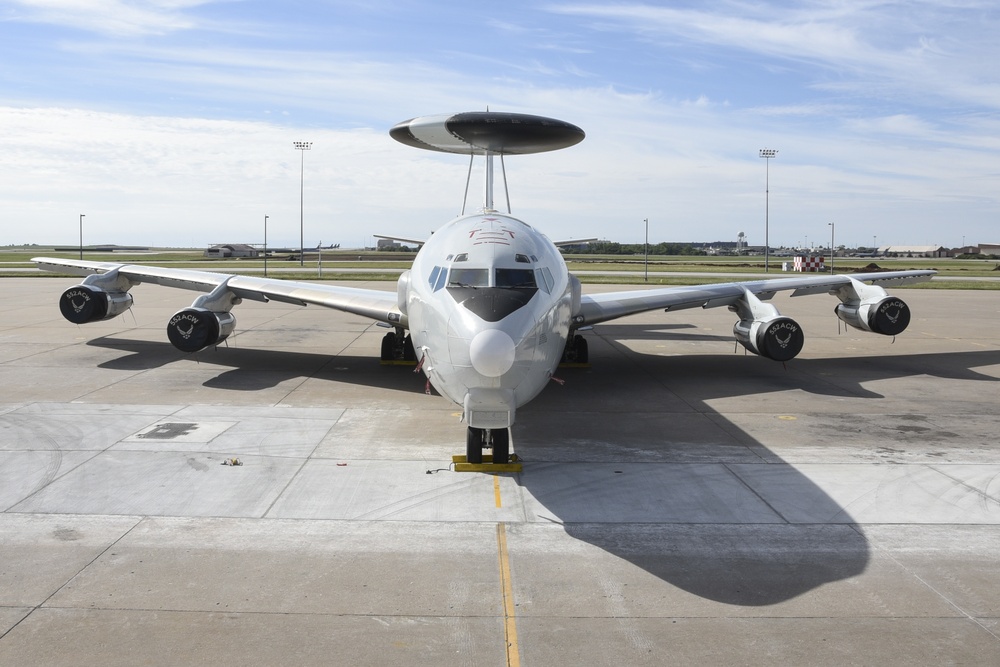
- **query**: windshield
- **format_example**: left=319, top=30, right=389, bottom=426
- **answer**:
left=448, top=267, right=489, bottom=287
left=495, top=268, right=537, bottom=289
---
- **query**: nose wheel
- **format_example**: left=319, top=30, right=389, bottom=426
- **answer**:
left=466, top=427, right=510, bottom=465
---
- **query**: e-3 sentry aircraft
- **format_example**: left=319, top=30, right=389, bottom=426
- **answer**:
left=34, top=112, right=934, bottom=464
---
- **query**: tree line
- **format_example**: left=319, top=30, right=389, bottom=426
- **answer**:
left=561, top=241, right=707, bottom=256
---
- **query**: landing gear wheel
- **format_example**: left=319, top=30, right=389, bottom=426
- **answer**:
left=573, top=335, right=589, bottom=364
left=403, top=334, right=416, bottom=361
left=561, top=334, right=589, bottom=364
left=490, top=428, right=510, bottom=464
left=380, top=332, right=394, bottom=361
left=466, top=427, right=485, bottom=464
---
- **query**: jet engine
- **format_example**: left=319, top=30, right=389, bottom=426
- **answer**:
left=167, top=308, right=236, bottom=353
left=59, top=285, right=133, bottom=324
left=396, top=269, right=410, bottom=316
left=730, top=289, right=804, bottom=362
left=733, top=316, right=804, bottom=362
left=834, top=296, right=910, bottom=336
left=830, top=277, right=912, bottom=337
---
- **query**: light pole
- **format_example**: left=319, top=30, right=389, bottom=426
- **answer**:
left=759, top=149, right=778, bottom=273
left=828, top=222, right=835, bottom=275
left=644, top=217, right=649, bottom=282
left=293, top=141, right=312, bottom=266
left=264, top=214, right=269, bottom=277
left=79, top=214, right=85, bottom=260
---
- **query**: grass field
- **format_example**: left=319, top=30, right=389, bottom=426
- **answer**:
left=3, top=248, right=997, bottom=288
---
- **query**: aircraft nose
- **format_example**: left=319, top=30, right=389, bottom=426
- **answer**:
left=469, top=329, right=516, bottom=377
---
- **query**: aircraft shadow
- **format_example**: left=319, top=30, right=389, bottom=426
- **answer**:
left=586, top=321, right=728, bottom=343
left=85, top=336, right=431, bottom=395
left=514, top=344, right=1000, bottom=606
left=86, top=334, right=1000, bottom=606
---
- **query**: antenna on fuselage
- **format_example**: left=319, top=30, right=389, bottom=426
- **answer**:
left=389, top=111, right=585, bottom=216
left=460, top=150, right=512, bottom=215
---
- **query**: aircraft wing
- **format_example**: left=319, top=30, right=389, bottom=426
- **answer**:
left=32, top=257, right=406, bottom=327
left=373, top=234, right=426, bottom=247
left=553, top=238, right=598, bottom=247
left=576, top=270, right=935, bottom=326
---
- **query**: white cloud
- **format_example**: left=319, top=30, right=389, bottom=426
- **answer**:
left=6, top=0, right=211, bottom=36
left=547, top=2, right=1000, bottom=110
left=1, top=3, right=998, bottom=248
left=4, top=90, right=994, bottom=250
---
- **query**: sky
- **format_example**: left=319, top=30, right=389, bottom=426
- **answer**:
left=1, top=1, right=998, bottom=249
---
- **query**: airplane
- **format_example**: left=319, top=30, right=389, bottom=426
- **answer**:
left=33, top=111, right=934, bottom=465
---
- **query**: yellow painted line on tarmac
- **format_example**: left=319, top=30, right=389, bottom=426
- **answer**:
left=496, top=523, right=521, bottom=667
left=493, top=474, right=503, bottom=508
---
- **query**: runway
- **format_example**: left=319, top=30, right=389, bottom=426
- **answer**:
left=1, top=278, right=999, bottom=665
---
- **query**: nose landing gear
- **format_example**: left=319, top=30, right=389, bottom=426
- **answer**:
left=466, top=426, right=510, bottom=465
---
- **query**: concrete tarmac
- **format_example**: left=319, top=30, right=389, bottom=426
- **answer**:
left=1, top=277, right=999, bottom=666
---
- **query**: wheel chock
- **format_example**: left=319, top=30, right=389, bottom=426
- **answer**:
left=452, top=455, right=522, bottom=473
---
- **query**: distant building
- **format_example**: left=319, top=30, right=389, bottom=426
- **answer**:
left=879, top=245, right=948, bottom=258
left=786, top=255, right=825, bottom=272
left=978, top=243, right=1000, bottom=255
left=205, top=244, right=259, bottom=258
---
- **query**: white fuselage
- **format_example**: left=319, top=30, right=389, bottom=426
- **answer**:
left=403, top=212, right=577, bottom=429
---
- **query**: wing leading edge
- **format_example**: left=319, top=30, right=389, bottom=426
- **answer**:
left=576, top=270, right=935, bottom=326
left=32, top=257, right=405, bottom=327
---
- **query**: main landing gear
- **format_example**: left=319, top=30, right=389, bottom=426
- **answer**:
left=466, top=426, right=510, bottom=465
left=560, top=334, right=589, bottom=365
left=380, top=329, right=416, bottom=363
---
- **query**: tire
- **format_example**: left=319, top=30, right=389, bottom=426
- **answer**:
left=575, top=335, right=589, bottom=364
left=466, top=427, right=484, bottom=464
left=380, top=332, right=394, bottom=361
left=491, top=428, right=510, bottom=464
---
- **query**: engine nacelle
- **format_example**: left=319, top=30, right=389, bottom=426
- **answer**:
left=733, top=316, right=804, bottom=362
left=59, top=285, right=133, bottom=324
left=396, top=269, right=410, bottom=316
left=835, top=297, right=910, bottom=336
left=167, top=308, right=236, bottom=353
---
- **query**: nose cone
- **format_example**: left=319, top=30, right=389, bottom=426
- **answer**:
left=469, top=329, right=516, bottom=377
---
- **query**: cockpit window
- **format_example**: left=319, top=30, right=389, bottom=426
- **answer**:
left=515, top=254, right=531, bottom=264
left=428, top=265, right=447, bottom=291
left=495, top=268, right=537, bottom=289
left=448, top=267, right=489, bottom=287
left=535, top=267, right=553, bottom=293
left=454, top=253, right=468, bottom=262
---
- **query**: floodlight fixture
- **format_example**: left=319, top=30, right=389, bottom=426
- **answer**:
left=759, top=148, right=778, bottom=272
left=294, top=141, right=313, bottom=266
